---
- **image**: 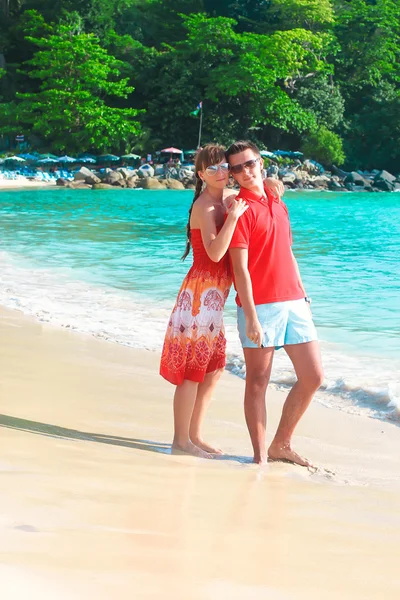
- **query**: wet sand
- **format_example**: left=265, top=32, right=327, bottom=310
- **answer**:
left=0, top=307, right=399, bottom=599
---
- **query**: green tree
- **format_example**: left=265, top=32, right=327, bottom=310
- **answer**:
left=0, top=19, right=143, bottom=152
left=270, top=0, right=334, bottom=30
left=333, top=0, right=400, bottom=168
left=139, top=14, right=334, bottom=148
left=301, top=125, right=345, bottom=165
left=296, top=75, right=345, bottom=130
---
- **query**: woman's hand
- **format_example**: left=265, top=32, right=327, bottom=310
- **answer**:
left=264, top=178, right=284, bottom=199
left=226, top=197, right=248, bottom=221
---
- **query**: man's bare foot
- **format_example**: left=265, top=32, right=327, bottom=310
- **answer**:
left=267, top=442, right=314, bottom=469
left=171, top=440, right=214, bottom=459
left=190, top=437, right=223, bottom=455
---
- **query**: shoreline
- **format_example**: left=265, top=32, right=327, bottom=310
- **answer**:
left=1, top=167, right=399, bottom=193
left=0, top=178, right=56, bottom=190
left=0, top=305, right=400, bottom=598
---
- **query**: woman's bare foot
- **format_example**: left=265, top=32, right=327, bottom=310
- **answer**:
left=171, top=440, right=214, bottom=459
left=253, top=454, right=268, bottom=465
left=190, top=437, right=223, bottom=455
left=267, top=442, right=314, bottom=468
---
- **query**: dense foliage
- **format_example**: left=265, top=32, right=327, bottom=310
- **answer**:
left=0, top=1, right=399, bottom=170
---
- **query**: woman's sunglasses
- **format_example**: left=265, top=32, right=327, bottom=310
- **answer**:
left=205, top=163, right=230, bottom=176
left=229, top=157, right=261, bottom=175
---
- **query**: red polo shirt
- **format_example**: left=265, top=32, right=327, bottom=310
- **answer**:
left=229, top=186, right=304, bottom=306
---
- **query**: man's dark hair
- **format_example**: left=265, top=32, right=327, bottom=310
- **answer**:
left=226, top=140, right=261, bottom=162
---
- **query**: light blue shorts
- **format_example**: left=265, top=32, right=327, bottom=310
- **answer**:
left=237, top=299, right=318, bottom=349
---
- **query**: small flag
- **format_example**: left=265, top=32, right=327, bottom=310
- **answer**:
left=190, top=101, right=202, bottom=116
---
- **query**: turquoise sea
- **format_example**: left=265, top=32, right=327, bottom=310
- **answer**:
left=0, top=188, right=399, bottom=421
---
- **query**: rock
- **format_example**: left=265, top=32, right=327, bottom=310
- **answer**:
left=373, top=170, right=396, bottom=191
left=138, top=164, right=155, bottom=178
left=344, top=171, right=369, bottom=187
left=394, top=183, right=400, bottom=192
left=374, top=179, right=394, bottom=192
left=328, top=178, right=344, bottom=191
left=103, top=171, right=124, bottom=185
left=281, top=172, right=296, bottom=184
left=185, top=183, right=196, bottom=190
left=117, top=167, right=133, bottom=180
left=142, top=177, right=165, bottom=190
left=374, top=170, right=396, bottom=183
left=56, top=178, right=67, bottom=186
left=92, top=183, right=115, bottom=190
left=65, top=181, right=92, bottom=189
left=74, top=166, right=101, bottom=185
left=166, top=178, right=185, bottom=190
left=310, top=175, right=330, bottom=188
left=126, top=178, right=138, bottom=189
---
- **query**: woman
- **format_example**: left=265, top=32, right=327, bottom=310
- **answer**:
left=160, top=144, right=248, bottom=458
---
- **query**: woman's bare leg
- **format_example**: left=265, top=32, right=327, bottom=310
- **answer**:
left=189, top=369, right=224, bottom=454
left=172, top=379, right=213, bottom=458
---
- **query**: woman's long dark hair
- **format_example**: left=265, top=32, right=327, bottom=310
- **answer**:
left=181, top=144, right=226, bottom=260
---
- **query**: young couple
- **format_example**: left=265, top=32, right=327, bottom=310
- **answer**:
left=160, top=141, right=324, bottom=467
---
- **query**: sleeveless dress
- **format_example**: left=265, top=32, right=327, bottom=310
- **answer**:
left=160, top=229, right=232, bottom=385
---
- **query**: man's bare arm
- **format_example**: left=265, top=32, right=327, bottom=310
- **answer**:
left=229, top=248, right=264, bottom=347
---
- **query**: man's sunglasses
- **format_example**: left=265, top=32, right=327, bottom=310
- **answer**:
left=205, top=163, right=230, bottom=176
left=229, top=157, right=261, bottom=175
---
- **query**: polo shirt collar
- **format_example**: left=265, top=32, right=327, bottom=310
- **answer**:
left=239, top=185, right=279, bottom=207
left=239, top=186, right=266, bottom=203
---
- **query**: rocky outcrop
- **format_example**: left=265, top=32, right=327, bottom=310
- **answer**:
left=138, top=164, right=155, bottom=178
left=373, top=170, right=396, bottom=192
left=74, top=166, right=100, bottom=185
left=103, top=170, right=124, bottom=185
left=92, top=183, right=115, bottom=190
left=165, top=178, right=185, bottom=190
left=142, top=177, right=166, bottom=190
left=65, top=180, right=92, bottom=189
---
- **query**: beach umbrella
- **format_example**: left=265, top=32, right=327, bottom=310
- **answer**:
left=37, top=157, right=58, bottom=163
left=78, top=152, right=96, bottom=160
left=97, top=154, right=120, bottom=162
left=121, top=153, right=140, bottom=160
left=79, top=156, right=96, bottom=163
left=38, top=153, right=59, bottom=160
left=18, top=153, right=37, bottom=161
left=4, top=155, right=26, bottom=162
left=260, top=150, right=276, bottom=158
left=58, top=155, right=76, bottom=163
left=160, top=147, right=182, bottom=154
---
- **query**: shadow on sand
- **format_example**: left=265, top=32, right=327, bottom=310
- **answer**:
left=0, top=413, right=250, bottom=463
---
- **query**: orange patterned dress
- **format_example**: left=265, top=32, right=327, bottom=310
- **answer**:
left=160, top=229, right=232, bottom=385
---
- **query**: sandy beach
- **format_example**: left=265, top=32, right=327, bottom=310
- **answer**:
left=0, top=178, right=56, bottom=191
left=0, top=306, right=399, bottom=599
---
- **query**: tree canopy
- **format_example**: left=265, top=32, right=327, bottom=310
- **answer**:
left=0, top=0, right=399, bottom=169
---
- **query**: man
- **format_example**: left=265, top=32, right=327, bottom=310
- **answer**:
left=227, top=141, right=324, bottom=466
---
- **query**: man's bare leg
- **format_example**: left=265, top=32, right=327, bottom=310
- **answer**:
left=173, top=380, right=213, bottom=459
left=243, top=347, right=275, bottom=464
left=268, top=341, right=323, bottom=467
left=189, top=368, right=224, bottom=454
